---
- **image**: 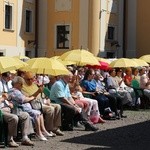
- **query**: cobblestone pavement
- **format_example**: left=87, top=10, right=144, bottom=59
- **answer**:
left=4, top=109, right=150, bottom=150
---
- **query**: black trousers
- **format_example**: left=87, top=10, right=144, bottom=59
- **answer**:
left=94, top=94, right=110, bottom=115
left=105, top=94, right=123, bottom=115
left=60, top=103, right=88, bottom=128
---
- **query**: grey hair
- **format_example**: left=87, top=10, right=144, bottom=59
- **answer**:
left=11, top=76, right=24, bottom=86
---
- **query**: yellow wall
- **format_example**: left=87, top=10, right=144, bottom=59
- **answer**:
left=0, top=0, right=35, bottom=50
left=136, top=0, right=150, bottom=57
left=0, top=0, right=17, bottom=46
left=22, top=0, right=35, bottom=48
left=47, top=0, right=80, bottom=57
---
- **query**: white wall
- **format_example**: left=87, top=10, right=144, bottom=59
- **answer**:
left=100, top=0, right=107, bottom=54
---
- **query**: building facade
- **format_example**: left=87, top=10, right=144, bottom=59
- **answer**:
left=0, top=0, right=35, bottom=57
left=0, top=0, right=149, bottom=58
left=38, top=0, right=124, bottom=58
left=125, top=0, right=150, bottom=58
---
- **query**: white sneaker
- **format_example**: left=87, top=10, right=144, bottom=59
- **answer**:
left=137, top=98, right=141, bottom=105
left=36, top=134, right=47, bottom=141
left=43, top=131, right=56, bottom=137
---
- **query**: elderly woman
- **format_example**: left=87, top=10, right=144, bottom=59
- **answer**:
left=9, top=76, right=52, bottom=141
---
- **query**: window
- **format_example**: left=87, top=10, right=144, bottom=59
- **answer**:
left=107, top=52, right=115, bottom=58
left=5, top=5, right=12, bottom=29
left=26, top=10, right=32, bottom=32
left=25, top=50, right=31, bottom=58
left=0, top=52, right=4, bottom=56
left=56, top=25, right=70, bottom=49
left=107, top=26, right=115, bottom=40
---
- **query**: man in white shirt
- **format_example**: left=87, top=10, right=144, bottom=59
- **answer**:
left=0, top=72, right=12, bottom=93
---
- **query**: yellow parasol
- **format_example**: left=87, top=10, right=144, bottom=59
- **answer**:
left=21, top=57, right=69, bottom=76
left=132, top=58, right=149, bottom=67
left=109, top=58, right=139, bottom=68
left=59, top=49, right=99, bottom=66
left=0, top=56, right=25, bottom=73
left=139, top=55, right=150, bottom=63
left=51, top=56, right=76, bottom=66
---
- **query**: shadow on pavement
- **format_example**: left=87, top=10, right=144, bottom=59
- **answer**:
left=62, top=120, right=150, bottom=150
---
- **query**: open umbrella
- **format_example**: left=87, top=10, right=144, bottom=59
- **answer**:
left=59, top=49, right=99, bottom=66
left=132, top=58, right=149, bottom=67
left=51, top=56, right=76, bottom=66
left=13, top=58, right=28, bottom=67
left=21, top=57, right=69, bottom=76
left=139, top=55, right=150, bottom=63
left=86, top=61, right=110, bottom=70
left=0, top=56, right=25, bottom=73
left=109, top=58, right=139, bottom=68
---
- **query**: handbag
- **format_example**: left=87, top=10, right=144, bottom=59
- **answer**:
left=30, top=99, right=42, bottom=111
left=90, top=110, right=99, bottom=124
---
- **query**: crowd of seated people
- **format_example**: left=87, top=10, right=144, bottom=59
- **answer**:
left=0, top=65, right=150, bottom=148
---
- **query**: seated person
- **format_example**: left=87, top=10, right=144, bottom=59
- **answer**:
left=0, top=72, right=12, bottom=93
left=9, top=76, right=53, bottom=141
left=107, top=69, right=133, bottom=107
left=0, top=92, right=34, bottom=147
left=115, top=68, right=136, bottom=106
left=50, top=72, right=99, bottom=131
left=80, top=69, right=116, bottom=117
left=68, top=74, right=90, bottom=114
left=22, top=72, right=63, bottom=136
left=140, top=69, right=150, bottom=99
left=124, top=67, right=133, bottom=87
left=95, top=70, right=123, bottom=118
left=72, top=84, right=105, bottom=123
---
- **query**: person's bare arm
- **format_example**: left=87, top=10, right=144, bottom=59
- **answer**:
left=0, top=97, right=4, bottom=103
left=23, top=96, right=35, bottom=103
left=31, top=86, right=43, bottom=97
left=81, top=87, right=96, bottom=96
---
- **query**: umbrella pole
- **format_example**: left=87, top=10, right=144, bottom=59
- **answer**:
left=42, top=69, right=45, bottom=85
left=41, top=69, right=45, bottom=98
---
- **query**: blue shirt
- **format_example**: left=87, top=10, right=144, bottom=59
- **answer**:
left=81, top=79, right=97, bottom=92
left=50, top=79, right=71, bottom=104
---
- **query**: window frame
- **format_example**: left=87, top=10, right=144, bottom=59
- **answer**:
left=55, top=24, right=71, bottom=49
left=25, top=9, right=33, bottom=33
left=107, top=25, right=117, bottom=41
left=4, top=2, right=14, bottom=31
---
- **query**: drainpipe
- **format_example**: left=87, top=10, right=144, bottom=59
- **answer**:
left=35, top=0, right=39, bottom=57
left=123, top=0, right=126, bottom=58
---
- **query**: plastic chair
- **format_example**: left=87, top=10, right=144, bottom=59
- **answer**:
left=131, top=79, right=148, bottom=108
left=43, top=87, right=51, bottom=98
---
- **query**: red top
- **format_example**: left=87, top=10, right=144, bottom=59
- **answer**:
left=124, top=75, right=132, bottom=83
